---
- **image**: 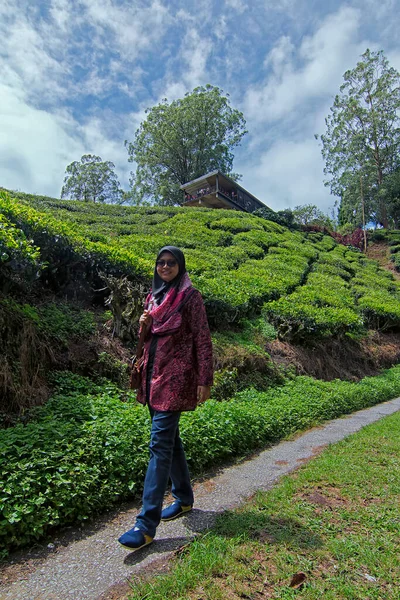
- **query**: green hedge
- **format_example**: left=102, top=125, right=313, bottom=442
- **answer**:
left=0, top=193, right=42, bottom=279
left=351, top=260, right=400, bottom=328
left=391, top=252, right=400, bottom=272
left=264, top=270, right=362, bottom=339
left=2, top=366, right=400, bottom=554
left=4, top=189, right=400, bottom=333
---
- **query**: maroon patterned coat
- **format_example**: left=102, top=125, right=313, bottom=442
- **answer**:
left=137, top=289, right=213, bottom=411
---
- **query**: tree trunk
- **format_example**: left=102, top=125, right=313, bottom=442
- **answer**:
left=360, top=175, right=367, bottom=253
left=368, top=92, right=389, bottom=228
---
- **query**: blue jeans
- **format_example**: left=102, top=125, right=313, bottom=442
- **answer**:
left=135, top=409, right=194, bottom=537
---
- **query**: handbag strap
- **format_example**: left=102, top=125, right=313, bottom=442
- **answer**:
left=134, top=323, right=148, bottom=361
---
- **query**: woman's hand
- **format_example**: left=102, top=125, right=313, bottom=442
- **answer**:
left=139, top=310, right=153, bottom=328
left=197, top=385, right=211, bottom=404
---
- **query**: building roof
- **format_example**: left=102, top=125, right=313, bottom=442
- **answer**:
left=180, top=170, right=267, bottom=212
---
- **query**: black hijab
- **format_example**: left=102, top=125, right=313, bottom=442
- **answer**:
left=152, top=246, right=186, bottom=305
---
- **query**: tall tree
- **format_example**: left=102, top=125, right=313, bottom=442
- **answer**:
left=292, top=204, right=333, bottom=228
left=126, top=85, right=247, bottom=205
left=61, top=154, right=123, bottom=203
left=382, top=165, right=400, bottom=228
left=317, top=49, right=400, bottom=228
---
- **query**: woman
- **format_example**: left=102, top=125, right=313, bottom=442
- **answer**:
left=118, top=246, right=213, bottom=551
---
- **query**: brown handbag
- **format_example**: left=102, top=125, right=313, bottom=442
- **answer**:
left=129, top=325, right=147, bottom=390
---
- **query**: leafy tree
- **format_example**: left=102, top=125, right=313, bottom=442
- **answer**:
left=61, top=155, right=123, bottom=203
left=292, top=204, right=333, bottom=228
left=253, top=206, right=295, bottom=228
left=317, top=49, right=400, bottom=228
left=126, top=85, right=247, bottom=205
left=381, top=166, right=400, bottom=228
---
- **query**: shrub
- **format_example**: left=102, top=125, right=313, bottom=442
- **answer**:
left=369, top=230, right=387, bottom=242
left=4, top=188, right=400, bottom=338
left=3, top=366, right=400, bottom=554
left=391, top=253, right=400, bottom=272
left=264, top=270, right=362, bottom=340
left=358, top=290, right=400, bottom=330
left=331, top=228, right=365, bottom=250
left=0, top=378, right=149, bottom=554
left=0, top=195, right=43, bottom=289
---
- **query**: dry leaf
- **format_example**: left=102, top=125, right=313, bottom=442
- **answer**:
left=289, top=572, right=307, bottom=589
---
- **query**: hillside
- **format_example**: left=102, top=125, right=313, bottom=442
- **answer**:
left=2, top=188, right=400, bottom=416
left=3, top=188, right=400, bottom=554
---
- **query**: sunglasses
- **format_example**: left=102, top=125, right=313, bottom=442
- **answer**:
left=156, top=259, right=177, bottom=268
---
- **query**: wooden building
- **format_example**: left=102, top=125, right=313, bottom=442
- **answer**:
left=180, top=170, right=267, bottom=213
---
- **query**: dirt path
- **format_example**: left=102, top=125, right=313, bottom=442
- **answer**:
left=367, top=241, right=400, bottom=280
left=1, top=397, right=400, bottom=600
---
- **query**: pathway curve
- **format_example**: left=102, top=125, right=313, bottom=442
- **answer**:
left=2, top=397, right=400, bottom=600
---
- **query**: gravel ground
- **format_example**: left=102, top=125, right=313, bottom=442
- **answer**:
left=1, top=397, right=400, bottom=600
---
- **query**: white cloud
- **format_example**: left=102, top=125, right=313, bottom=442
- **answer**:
left=0, top=85, right=81, bottom=195
left=180, top=28, right=213, bottom=89
left=236, top=5, right=376, bottom=212
left=77, top=115, right=132, bottom=187
left=0, top=11, right=69, bottom=105
left=224, top=0, right=247, bottom=14
left=263, top=36, right=294, bottom=72
left=49, top=0, right=71, bottom=32
left=213, top=15, right=228, bottom=41
left=1, top=0, right=398, bottom=210
left=241, top=138, right=332, bottom=212
left=245, top=6, right=363, bottom=123
left=0, top=82, right=134, bottom=196
left=80, top=0, right=172, bottom=58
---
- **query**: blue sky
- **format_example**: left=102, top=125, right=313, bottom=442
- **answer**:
left=1, top=0, right=399, bottom=213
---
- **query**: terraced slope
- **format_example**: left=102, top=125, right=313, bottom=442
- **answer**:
left=2, top=188, right=400, bottom=555
left=2, top=189, right=400, bottom=339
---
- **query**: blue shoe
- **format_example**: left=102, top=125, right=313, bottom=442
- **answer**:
left=161, top=502, right=193, bottom=521
left=118, top=526, right=153, bottom=551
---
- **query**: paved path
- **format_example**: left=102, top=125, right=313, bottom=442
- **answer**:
left=2, top=397, right=400, bottom=600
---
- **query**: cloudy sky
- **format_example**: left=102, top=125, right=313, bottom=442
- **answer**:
left=1, top=0, right=399, bottom=213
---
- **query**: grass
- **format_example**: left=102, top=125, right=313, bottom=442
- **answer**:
left=128, top=412, right=400, bottom=599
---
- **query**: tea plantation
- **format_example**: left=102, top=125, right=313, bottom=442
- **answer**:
left=2, top=189, right=400, bottom=333
left=2, top=188, right=400, bottom=555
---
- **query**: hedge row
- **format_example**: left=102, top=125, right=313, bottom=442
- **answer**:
left=350, top=258, right=400, bottom=329
left=3, top=190, right=400, bottom=332
left=264, top=270, right=362, bottom=340
left=2, top=366, right=400, bottom=555
left=0, top=192, right=152, bottom=280
left=0, top=194, right=41, bottom=278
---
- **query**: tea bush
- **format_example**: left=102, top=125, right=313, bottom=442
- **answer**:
left=264, top=270, right=362, bottom=340
left=0, top=378, right=149, bottom=554
left=0, top=212, right=40, bottom=267
left=1, top=300, right=96, bottom=344
left=350, top=259, right=400, bottom=328
left=0, top=195, right=43, bottom=286
left=3, top=189, right=400, bottom=334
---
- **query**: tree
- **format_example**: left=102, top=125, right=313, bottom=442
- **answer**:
left=253, top=206, right=295, bottom=228
left=292, top=204, right=333, bottom=228
left=126, top=85, right=247, bottom=205
left=317, top=49, right=400, bottom=228
left=61, top=155, right=123, bottom=203
left=380, top=165, right=400, bottom=228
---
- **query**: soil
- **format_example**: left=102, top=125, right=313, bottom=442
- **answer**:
left=366, top=241, right=400, bottom=280
left=266, top=330, right=400, bottom=382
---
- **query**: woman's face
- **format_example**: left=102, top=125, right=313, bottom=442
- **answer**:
left=156, top=251, right=180, bottom=282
